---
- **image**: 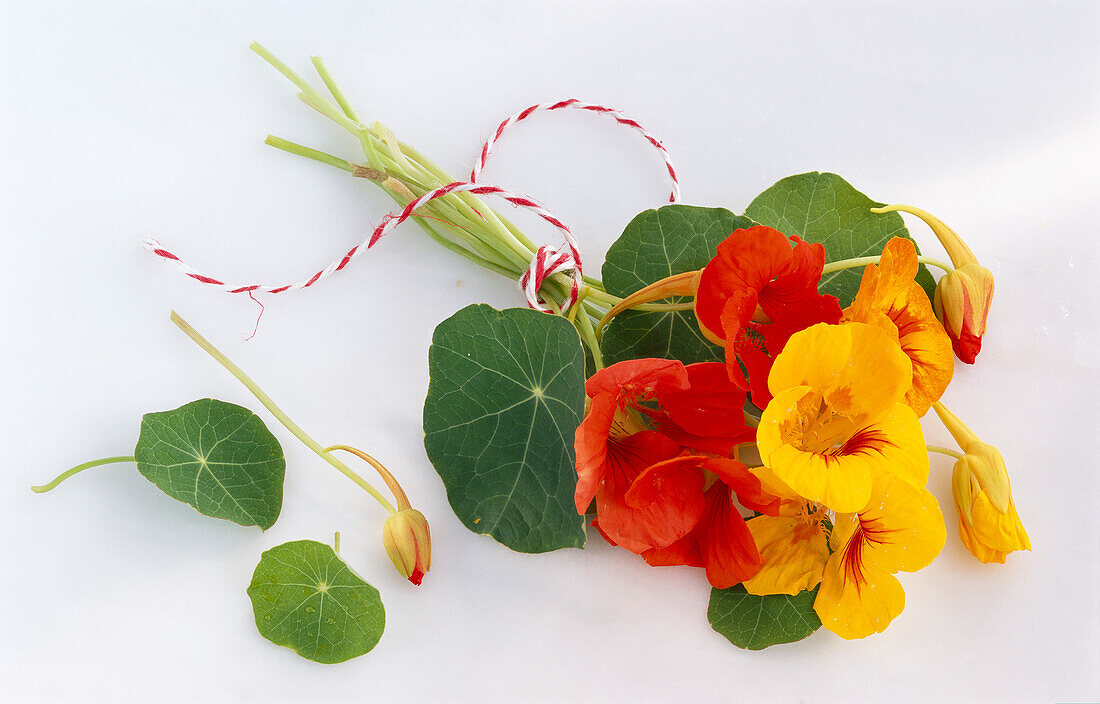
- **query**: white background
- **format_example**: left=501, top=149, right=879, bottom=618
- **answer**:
left=2, top=2, right=1097, bottom=702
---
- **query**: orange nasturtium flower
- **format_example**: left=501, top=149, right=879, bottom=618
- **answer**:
left=757, top=322, right=930, bottom=513
left=872, top=204, right=994, bottom=364
left=743, top=474, right=946, bottom=639
left=843, top=237, right=954, bottom=417
left=694, top=226, right=842, bottom=408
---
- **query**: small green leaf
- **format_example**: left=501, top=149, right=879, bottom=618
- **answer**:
left=600, top=205, right=754, bottom=365
left=133, top=398, right=284, bottom=530
left=744, top=171, right=937, bottom=307
left=248, top=540, right=385, bottom=664
left=424, top=304, right=587, bottom=553
left=708, top=585, right=821, bottom=650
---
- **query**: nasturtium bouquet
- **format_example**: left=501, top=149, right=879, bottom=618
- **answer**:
left=51, top=44, right=1028, bottom=660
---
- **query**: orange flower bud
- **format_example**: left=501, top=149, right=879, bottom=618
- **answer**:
left=933, top=263, right=994, bottom=364
left=870, top=204, right=993, bottom=364
left=383, top=508, right=432, bottom=585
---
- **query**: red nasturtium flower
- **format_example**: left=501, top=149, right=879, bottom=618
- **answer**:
left=575, top=359, right=700, bottom=553
left=694, top=226, right=842, bottom=408
left=574, top=358, right=768, bottom=587
left=641, top=456, right=780, bottom=588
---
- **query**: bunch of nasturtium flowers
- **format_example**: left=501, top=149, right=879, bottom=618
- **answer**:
left=38, top=45, right=1031, bottom=661
left=251, top=44, right=1026, bottom=648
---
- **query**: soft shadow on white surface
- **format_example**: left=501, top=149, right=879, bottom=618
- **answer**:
left=1, top=2, right=1097, bottom=703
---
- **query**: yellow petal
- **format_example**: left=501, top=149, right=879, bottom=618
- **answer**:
left=769, top=322, right=913, bottom=418
left=742, top=515, right=829, bottom=596
left=856, top=476, right=947, bottom=575
left=814, top=560, right=905, bottom=640
left=969, top=493, right=1031, bottom=557
left=764, top=437, right=873, bottom=514
left=853, top=403, right=930, bottom=490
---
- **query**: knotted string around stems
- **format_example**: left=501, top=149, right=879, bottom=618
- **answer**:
left=144, top=98, right=680, bottom=315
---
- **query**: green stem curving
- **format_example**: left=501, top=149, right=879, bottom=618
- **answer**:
left=821, top=254, right=954, bottom=275
left=170, top=311, right=397, bottom=514
left=31, top=456, right=135, bottom=493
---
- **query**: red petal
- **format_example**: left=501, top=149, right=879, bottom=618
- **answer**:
left=590, top=517, right=618, bottom=547
left=624, top=454, right=709, bottom=508
left=574, top=393, right=618, bottom=513
left=642, top=534, right=704, bottom=568
left=699, top=485, right=763, bottom=589
left=585, top=358, right=689, bottom=398
left=702, top=458, right=781, bottom=516
left=659, top=362, right=752, bottom=439
left=657, top=416, right=756, bottom=456
left=732, top=328, right=774, bottom=408
left=952, top=329, right=982, bottom=364
left=597, top=436, right=704, bottom=554
left=695, top=226, right=794, bottom=338
left=757, top=239, right=827, bottom=314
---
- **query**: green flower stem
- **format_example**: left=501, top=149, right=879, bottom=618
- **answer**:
left=31, top=456, right=135, bottom=493
left=264, top=135, right=519, bottom=277
left=821, top=254, right=954, bottom=275
left=574, top=305, right=605, bottom=370
left=170, top=311, right=397, bottom=514
left=927, top=445, right=965, bottom=461
left=264, top=136, right=353, bottom=173
left=394, top=139, right=534, bottom=255
left=255, top=45, right=610, bottom=316
left=309, top=56, right=359, bottom=123
left=383, top=134, right=534, bottom=269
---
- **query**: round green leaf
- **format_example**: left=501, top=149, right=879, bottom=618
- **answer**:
left=424, top=304, right=587, bottom=553
left=600, top=205, right=754, bottom=365
left=708, top=585, right=821, bottom=650
left=134, top=398, right=285, bottom=530
left=744, top=171, right=937, bottom=307
left=248, top=540, right=385, bottom=664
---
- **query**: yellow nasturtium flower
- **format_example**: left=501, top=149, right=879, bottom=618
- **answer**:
left=757, top=322, right=929, bottom=513
left=743, top=475, right=946, bottom=640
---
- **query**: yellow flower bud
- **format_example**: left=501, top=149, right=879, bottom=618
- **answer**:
left=383, top=508, right=432, bottom=585
left=934, top=402, right=1029, bottom=564
left=933, top=263, right=994, bottom=364
left=951, top=449, right=1030, bottom=564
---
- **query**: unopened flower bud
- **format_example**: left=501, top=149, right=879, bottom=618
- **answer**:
left=382, top=508, right=432, bottom=585
left=871, top=204, right=993, bottom=364
left=933, top=263, right=994, bottom=364
left=951, top=448, right=1030, bottom=564
left=934, top=402, right=1029, bottom=564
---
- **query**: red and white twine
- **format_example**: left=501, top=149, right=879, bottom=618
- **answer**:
left=471, top=98, right=681, bottom=204
left=145, top=99, right=679, bottom=313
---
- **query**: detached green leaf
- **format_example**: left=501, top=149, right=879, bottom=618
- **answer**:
left=248, top=540, right=385, bottom=664
left=134, top=398, right=285, bottom=530
left=708, top=585, right=821, bottom=650
left=744, top=171, right=937, bottom=307
left=424, top=304, right=587, bottom=553
left=600, top=205, right=753, bottom=365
